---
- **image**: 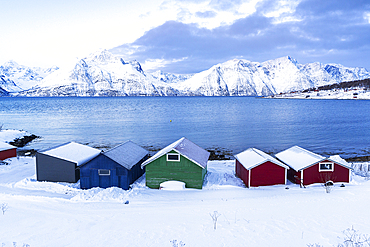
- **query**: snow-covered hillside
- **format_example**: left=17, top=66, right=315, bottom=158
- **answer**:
left=3, top=51, right=370, bottom=97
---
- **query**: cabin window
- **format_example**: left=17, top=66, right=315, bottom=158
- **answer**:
left=319, top=162, right=334, bottom=172
left=98, top=169, right=111, bottom=176
left=167, top=153, right=180, bottom=162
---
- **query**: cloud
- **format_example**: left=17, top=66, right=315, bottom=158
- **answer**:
left=209, top=0, right=243, bottom=11
left=195, top=10, right=217, bottom=18
left=111, top=0, right=370, bottom=73
left=141, top=57, right=189, bottom=71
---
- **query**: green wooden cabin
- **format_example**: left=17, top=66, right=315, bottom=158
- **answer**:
left=141, top=137, right=210, bottom=189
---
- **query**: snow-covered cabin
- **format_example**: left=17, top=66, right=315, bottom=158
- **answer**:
left=275, top=146, right=352, bottom=186
left=80, top=141, right=148, bottom=190
left=234, top=148, right=288, bottom=187
left=0, top=142, right=17, bottom=160
left=36, top=142, right=101, bottom=183
left=141, top=137, right=210, bottom=189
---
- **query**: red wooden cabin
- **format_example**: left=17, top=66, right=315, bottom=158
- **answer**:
left=235, top=148, right=288, bottom=187
left=275, top=146, right=352, bottom=186
left=0, top=142, right=17, bottom=160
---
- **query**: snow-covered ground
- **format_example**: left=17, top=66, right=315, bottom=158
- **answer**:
left=0, top=129, right=31, bottom=144
left=1, top=129, right=370, bottom=246
left=268, top=88, right=370, bottom=100
left=1, top=156, right=370, bottom=247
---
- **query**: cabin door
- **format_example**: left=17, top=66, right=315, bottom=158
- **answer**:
left=98, top=169, right=111, bottom=188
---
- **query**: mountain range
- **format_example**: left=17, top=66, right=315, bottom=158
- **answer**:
left=0, top=60, right=59, bottom=96
left=1, top=50, right=370, bottom=97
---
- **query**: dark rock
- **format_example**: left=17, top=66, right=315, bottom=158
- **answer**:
left=9, top=134, right=40, bottom=147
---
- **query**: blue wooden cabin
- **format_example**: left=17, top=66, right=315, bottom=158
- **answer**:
left=80, top=141, right=148, bottom=190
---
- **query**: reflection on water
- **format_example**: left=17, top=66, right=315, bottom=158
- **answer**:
left=1, top=97, right=370, bottom=158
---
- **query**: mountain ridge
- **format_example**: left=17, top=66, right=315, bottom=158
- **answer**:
left=2, top=51, right=370, bottom=97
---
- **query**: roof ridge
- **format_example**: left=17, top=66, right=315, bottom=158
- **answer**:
left=292, top=145, right=324, bottom=159
left=40, top=141, right=74, bottom=153
left=173, top=137, right=186, bottom=149
left=105, top=140, right=131, bottom=153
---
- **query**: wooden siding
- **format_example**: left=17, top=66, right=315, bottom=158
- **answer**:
left=145, top=151, right=206, bottom=189
left=235, top=159, right=249, bottom=187
left=250, top=161, right=286, bottom=187
left=36, top=153, right=79, bottom=183
left=0, top=148, right=17, bottom=160
left=302, top=160, right=350, bottom=186
left=80, top=154, right=146, bottom=190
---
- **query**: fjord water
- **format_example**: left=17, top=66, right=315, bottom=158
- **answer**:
left=1, top=97, right=369, bottom=158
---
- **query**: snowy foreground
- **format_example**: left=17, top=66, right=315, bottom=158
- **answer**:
left=1, top=156, right=370, bottom=247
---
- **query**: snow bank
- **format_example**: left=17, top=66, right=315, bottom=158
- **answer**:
left=203, top=160, right=245, bottom=189
left=159, top=181, right=186, bottom=190
left=351, top=162, right=370, bottom=177
left=71, top=187, right=129, bottom=202
left=0, top=129, right=30, bottom=143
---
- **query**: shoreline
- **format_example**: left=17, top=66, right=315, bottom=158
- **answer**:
left=2, top=129, right=369, bottom=162
left=16, top=145, right=370, bottom=162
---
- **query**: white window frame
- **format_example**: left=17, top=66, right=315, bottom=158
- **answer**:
left=166, top=153, right=180, bottom=162
left=319, top=162, right=334, bottom=172
left=98, top=169, right=111, bottom=176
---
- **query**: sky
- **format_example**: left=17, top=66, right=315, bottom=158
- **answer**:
left=1, top=0, right=370, bottom=74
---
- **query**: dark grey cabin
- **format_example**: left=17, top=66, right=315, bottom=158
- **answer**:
left=36, top=142, right=101, bottom=183
left=80, top=141, right=148, bottom=190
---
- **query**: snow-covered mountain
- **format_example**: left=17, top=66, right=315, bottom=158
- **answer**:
left=176, top=56, right=370, bottom=96
left=17, top=50, right=181, bottom=97
left=0, top=60, right=58, bottom=93
left=7, top=51, right=370, bottom=97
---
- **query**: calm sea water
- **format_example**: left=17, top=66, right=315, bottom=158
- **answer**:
left=1, top=97, right=370, bottom=158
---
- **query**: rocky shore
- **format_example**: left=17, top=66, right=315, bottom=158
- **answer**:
left=1, top=129, right=369, bottom=162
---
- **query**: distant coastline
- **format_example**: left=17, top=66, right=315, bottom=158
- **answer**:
left=266, top=78, right=370, bottom=100
left=265, top=89, right=370, bottom=100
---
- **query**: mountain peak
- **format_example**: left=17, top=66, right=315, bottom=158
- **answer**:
left=277, top=56, right=298, bottom=65
left=86, top=49, right=116, bottom=64
left=2, top=60, right=20, bottom=67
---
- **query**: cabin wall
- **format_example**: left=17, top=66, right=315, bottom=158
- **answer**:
left=145, top=151, right=205, bottom=189
left=36, top=152, right=78, bottom=183
left=303, top=160, right=350, bottom=186
left=235, top=159, right=249, bottom=187
left=127, top=155, right=147, bottom=185
left=0, top=148, right=17, bottom=160
left=80, top=154, right=146, bottom=190
left=80, top=155, right=128, bottom=190
left=250, top=161, right=286, bottom=187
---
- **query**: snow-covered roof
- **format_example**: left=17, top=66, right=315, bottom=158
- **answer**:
left=327, top=155, right=352, bottom=170
left=41, top=142, right=101, bottom=166
left=234, top=148, right=288, bottom=170
left=102, top=141, right=148, bottom=170
left=0, top=142, right=16, bottom=152
left=275, top=146, right=325, bottom=171
left=141, top=137, right=210, bottom=169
